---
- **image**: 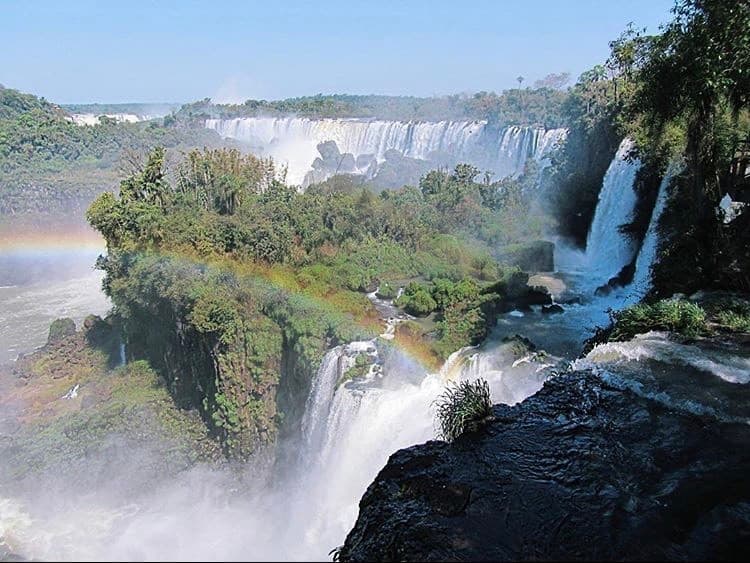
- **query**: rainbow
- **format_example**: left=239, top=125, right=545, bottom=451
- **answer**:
left=0, top=227, right=105, bottom=258
left=0, top=222, right=441, bottom=373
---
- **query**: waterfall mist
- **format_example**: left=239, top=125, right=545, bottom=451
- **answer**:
left=0, top=325, right=553, bottom=561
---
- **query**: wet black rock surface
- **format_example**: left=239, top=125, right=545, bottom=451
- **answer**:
left=341, top=370, right=750, bottom=561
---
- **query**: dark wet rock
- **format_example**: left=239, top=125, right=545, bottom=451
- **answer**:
left=339, top=153, right=357, bottom=173
left=520, top=287, right=552, bottom=308
left=596, top=262, right=636, bottom=296
left=489, top=271, right=553, bottom=314
left=557, top=294, right=582, bottom=305
left=341, top=370, right=750, bottom=561
left=356, top=153, right=376, bottom=170
left=541, top=303, right=564, bottom=315
left=594, top=283, right=613, bottom=296
left=83, top=314, right=102, bottom=331
left=362, top=279, right=379, bottom=294
left=317, top=140, right=341, bottom=161
left=500, top=334, right=537, bottom=353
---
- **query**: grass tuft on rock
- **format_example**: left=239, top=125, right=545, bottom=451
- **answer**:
left=434, top=378, right=493, bottom=442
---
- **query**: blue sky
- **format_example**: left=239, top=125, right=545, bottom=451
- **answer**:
left=1, top=0, right=675, bottom=104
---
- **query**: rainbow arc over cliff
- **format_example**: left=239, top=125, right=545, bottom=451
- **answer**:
left=0, top=226, right=105, bottom=257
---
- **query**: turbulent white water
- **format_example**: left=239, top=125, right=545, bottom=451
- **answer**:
left=584, top=139, right=640, bottom=286
left=574, top=331, right=750, bottom=425
left=205, top=117, right=566, bottom=185
left=577, top=331, right=750, bottom=385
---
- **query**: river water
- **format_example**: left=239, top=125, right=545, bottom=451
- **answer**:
left=0, top=245, right=110, bottom=366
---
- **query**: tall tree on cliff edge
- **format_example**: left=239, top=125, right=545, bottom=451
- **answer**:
left=636, top=0, right=750, bottom=282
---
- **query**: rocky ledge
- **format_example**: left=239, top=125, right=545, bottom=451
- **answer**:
left=340, top=370, right=750, bottom=561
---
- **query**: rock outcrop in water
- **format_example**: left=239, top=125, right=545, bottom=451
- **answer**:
left=340, top=369, right=750, bottom=561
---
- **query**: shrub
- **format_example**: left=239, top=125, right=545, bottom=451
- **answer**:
left=716, top=309, right=750, bottom=332
left=339, top=352, right=372, bottom=387
left=395, top=282, right=437, bottom=316
left=610, top=299, right=707, bottom=340
left=375, top=281, right=397, bottom=300
left=433, top=378, right=493, bottom=442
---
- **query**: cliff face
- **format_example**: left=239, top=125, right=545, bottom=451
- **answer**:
left=106, top=254, right=367, bottom=460
left=340, top=370, right=750, bottom=561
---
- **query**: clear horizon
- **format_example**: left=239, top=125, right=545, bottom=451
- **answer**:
left=2, top=0, right=675, bottom=105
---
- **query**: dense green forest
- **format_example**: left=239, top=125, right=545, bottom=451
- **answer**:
left=62, top=102, right=181, bottom=116
left=0, top=86, right=224, bottom=214
left=87, top=146, right=548, bottom=455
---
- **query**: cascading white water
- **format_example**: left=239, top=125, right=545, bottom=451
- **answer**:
left=629, top=169, right=674, bottom=297
left=584, top=139, right=641, bottom=286
left=299, top=340, right=378, bottom=461
left=205, top=117, right=566, bottom=185
left=118, top=342, right=126, bottom=367
left=279, top=337, right=552, bottom=559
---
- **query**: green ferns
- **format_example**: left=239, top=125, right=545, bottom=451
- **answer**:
left=610, top=299, right=707, bottom=340
left=716, top=310, right=750, bottom=333
left=434, top=379, right=493, bottom=442
left=710, top=297, right=750, bottom=333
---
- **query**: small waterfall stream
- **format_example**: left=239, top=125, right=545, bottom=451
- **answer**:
left=629, top=169, right=674, bottom=297
left=279, top=332, right=553, bottom=559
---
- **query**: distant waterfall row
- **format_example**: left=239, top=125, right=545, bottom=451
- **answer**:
left=205, top=117, right=566, bottom=185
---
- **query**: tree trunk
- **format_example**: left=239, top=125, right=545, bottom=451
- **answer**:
left=686, top=102, right=723, bottom=287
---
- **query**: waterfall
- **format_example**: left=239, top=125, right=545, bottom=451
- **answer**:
left=205, top=117, right=566, bottom=185
left=299, top=340, right=378, bottom=461
left=281, top=337, right=552, bottom=559
left=629, top=169, right=674, bottom=297
left=584, top=139, right=640, bottom=286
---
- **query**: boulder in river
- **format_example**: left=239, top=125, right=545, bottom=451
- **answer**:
left=497, top=240, right=555, bottom=272
left=47, top=317, right=76, bottom=345
left=541, top=303, right=564, bottom=314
